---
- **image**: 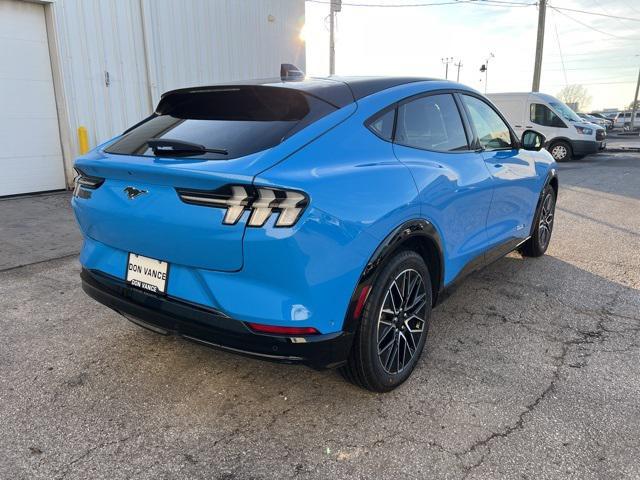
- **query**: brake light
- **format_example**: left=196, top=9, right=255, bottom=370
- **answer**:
left=176, top=185, right=308, bottom=228
left=73, top=168, right=104, bottom=197
left=246, top=322, right=320, bottom=335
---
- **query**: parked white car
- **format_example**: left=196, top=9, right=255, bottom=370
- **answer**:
left=587, top=112, right=614, bottom=130
left=613, top=111, right=640, bottom=129
left=487, top=92, right=606, bottom=162
left=578, top=113, right=611, bottom=129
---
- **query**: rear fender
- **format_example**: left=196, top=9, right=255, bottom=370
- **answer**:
left=529, top=168, right=558, bottom=236
left=342, top=219, right=444, bottom=333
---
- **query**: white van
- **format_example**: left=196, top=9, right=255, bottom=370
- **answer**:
left=487, top=92, right=606, bottom=161
left=613, top=111, right=640, bottom=129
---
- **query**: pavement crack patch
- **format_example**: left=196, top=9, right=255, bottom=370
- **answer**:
left=456, top=341, right=570, bottom=477
left=455, top=288, right=630, bottom=477
left=0, top=252, right=78, bottom=274
left=54, top=433, right=138, bottom=479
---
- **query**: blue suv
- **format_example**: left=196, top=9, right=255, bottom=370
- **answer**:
left=73, top=75, right=557, bottom=391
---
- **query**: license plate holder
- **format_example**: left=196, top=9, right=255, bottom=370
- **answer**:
left=126, top=253, right=169, bottom=295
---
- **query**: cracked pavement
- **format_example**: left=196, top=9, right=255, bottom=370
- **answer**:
left=1, top=152, right=639, bottom=479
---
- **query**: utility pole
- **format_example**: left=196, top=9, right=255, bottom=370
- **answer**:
left=329, top=0, right=341, bottom=75
left=441, top=57, right=454, bottom=80
left=454, top=60, right=463, bottom=82
left=630, top=66, right=640, bottom=131
left=532, top=0, right=547, bottom=92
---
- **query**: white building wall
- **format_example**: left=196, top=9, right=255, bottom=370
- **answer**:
left=47, top=0, right=305, bottom=185
left=142, top=0, right=306, bottom=105
left=50, top=0, right=152, bottom=161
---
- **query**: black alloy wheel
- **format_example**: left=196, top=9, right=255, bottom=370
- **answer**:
left=376, top=268, right=428, bottom=374
left=520, top=184, right=556, bottom=257
left=341, top=250, right=432, bottom=392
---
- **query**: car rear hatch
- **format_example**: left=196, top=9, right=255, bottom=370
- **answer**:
left=73, top=82, right=354, bottom=272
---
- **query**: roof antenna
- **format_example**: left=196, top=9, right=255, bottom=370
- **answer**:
left=280, top=63, right=305, bottom=81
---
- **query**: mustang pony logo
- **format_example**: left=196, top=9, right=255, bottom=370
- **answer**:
left=124, top=186, right=148, bottom=200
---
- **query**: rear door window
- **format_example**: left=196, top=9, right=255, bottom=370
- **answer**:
left=105, top=87, right=337, bottom=160
left=394, top=94, right=469, bottom=152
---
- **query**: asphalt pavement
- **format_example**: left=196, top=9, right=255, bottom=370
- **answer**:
left=1, top=151, right=638, bottom=479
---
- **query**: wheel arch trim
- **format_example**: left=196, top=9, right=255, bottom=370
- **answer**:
left=546, top=137, right=574, bottom=155
left=529, top=168, right=558, bottom=236
left=342, top=219, right=445, bottom=333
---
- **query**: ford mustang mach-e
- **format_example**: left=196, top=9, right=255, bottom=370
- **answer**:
left=73, top=73, right=557, bottom=391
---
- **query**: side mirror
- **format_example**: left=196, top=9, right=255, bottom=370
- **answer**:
left=521, top=129, right=546, bottom=151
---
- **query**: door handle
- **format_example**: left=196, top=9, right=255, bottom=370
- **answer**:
left=514, top=125, right=522, bottom=128
left=493, top=163, right=503, bottom=168
left=525, top=125, right=533, bottom=128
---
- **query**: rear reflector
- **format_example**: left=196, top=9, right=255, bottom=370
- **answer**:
left=353, top=285, right=371, bottom=319
left=246, top=322, right=320, bottom=336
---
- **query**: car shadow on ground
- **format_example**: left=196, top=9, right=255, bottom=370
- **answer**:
left=72, top=251, right=636, bottom=429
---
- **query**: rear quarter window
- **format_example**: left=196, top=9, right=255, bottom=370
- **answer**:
left=367, top=108, right=395, bottom=141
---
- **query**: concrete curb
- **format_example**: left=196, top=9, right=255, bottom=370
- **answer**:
left=604, top=147, right=640, bottom=153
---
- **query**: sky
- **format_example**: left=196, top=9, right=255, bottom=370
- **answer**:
left=302, top=0, right=640, bottom=111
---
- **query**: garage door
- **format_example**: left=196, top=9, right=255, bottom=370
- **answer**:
left=0, top=0, right=65, bottom=196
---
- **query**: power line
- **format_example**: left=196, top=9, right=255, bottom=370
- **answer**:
left=306, top=0, right=640, bottom=21
left=590, top=0, right=630, bottom=28
left=546, top=52, right=639, bottom=59
left=623, top=0, right=640, bottom=15
left=545, top=80, right=637, bottom=86
left=548, top=6, right=636, bottom=39
left=544, top=65, right=639, bottom=71
left=548, top=4, right=640, bottom=23
left=553, top=22, right=568, bottom=87
left=305, top=0, right=534, bottom=7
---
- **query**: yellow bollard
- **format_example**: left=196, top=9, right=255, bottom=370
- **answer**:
left=78, top=126, right=89, bottom=155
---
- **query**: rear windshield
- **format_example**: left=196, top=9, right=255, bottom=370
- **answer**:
left=105, top=87, right=337, bottom=160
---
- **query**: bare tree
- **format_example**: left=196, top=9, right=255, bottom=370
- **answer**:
left=556, top=85, right=592, bottom=111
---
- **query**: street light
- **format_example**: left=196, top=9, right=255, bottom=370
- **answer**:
left=479, top=53, right=495, bottom=94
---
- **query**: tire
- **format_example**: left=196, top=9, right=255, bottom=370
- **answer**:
left=548, top=140, right=572, bottom=162
left=341, top=250, right=432, bottom=392
left=520, top=184, right=556, bottom=257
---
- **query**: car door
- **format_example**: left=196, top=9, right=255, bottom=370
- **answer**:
left=528, top=101, right=568, bottom=142
left=459, top=94, right=540, bottom=254
left=391, top=92, right=494, bottom=284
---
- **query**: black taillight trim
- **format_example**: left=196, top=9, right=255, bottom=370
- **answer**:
left=73, top=168, right=105, bottom=197
left=175, top=184, right=309, bottom=228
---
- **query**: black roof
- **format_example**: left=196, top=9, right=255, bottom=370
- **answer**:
left=330, top=76, right=437, bottom=102
left=158, top=76, right=438, bottom=112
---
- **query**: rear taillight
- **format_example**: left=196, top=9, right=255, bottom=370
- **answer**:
left=176, top=185, right=308, bottom=228
left=246, top=322, right=319, bottom=335
left=73, top=168, right=104, bottom=197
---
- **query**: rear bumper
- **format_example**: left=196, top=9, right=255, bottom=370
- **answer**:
left=81, top=268, right=353, bottom=369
